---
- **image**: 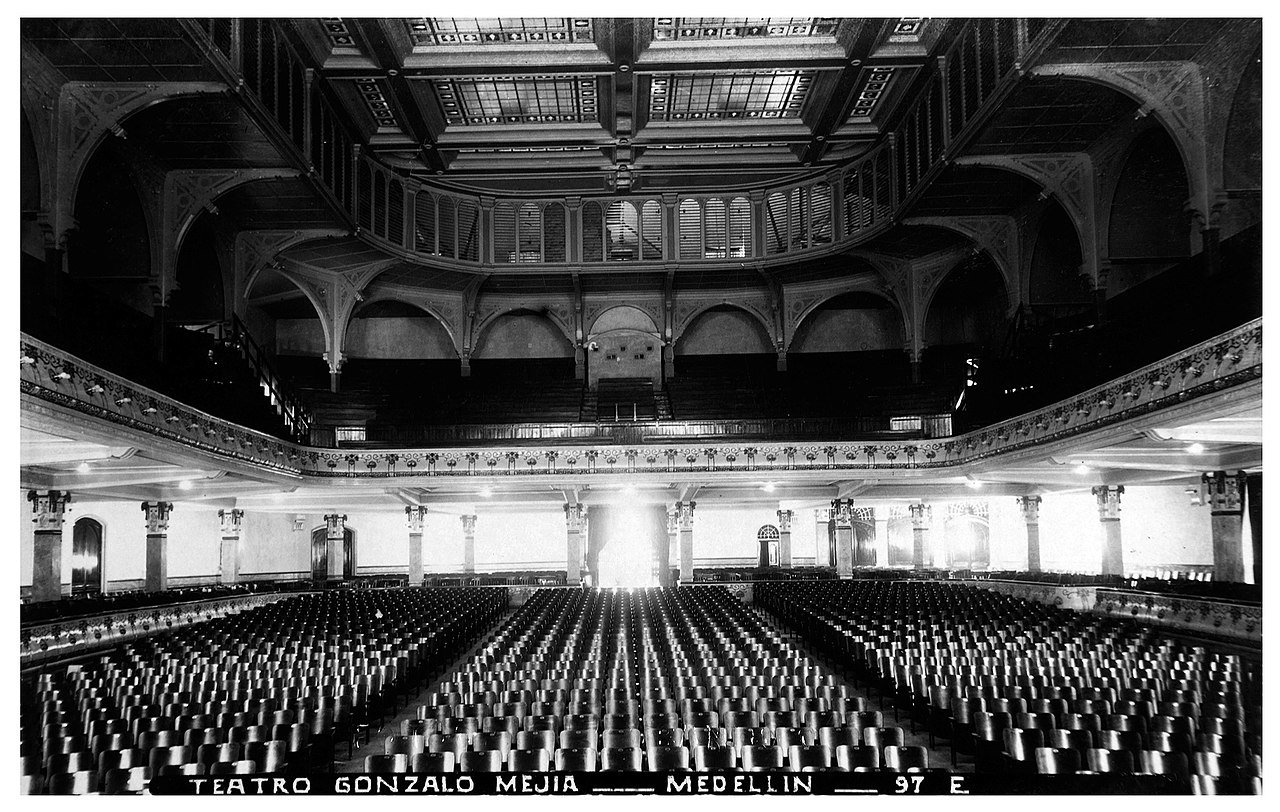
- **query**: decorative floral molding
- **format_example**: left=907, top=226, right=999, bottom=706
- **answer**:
left=20, top=319, right=1261, bottom=480
left=20, top=593, right=293, bottom=667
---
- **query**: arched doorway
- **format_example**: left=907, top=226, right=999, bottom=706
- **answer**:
left=71, top=517, right=104, bottom=595
left=310, top=525, right=357, bottom=582
left=756, top=525, right=780, bottom=568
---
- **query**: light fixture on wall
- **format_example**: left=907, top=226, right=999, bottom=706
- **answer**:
left=1186, top=442, right=1206, bottom=455
left=1074, top=463, right=1091, bottom=476
left=76, top=462, right=92, bottom=474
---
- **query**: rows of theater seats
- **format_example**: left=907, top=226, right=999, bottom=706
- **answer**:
left=19, top=588, right=507, bottom=794
left=20, top=582, right=314, bottom=627
left=366, top=586, right=935, bottom=774
left=755, top=581, right=1263, bottom=794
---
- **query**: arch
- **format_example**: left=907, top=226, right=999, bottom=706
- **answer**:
left=310, top=525, right=358, bottom=581
left=1027, top=200, right=1089, bottom=306
left=69, top=136, right=153, bottom=281
left=921, top=253, right=1009, bottom=349
left=1222, top=46, right=1262, bottom=191
left=472, top=308, right=575, bottom=360
left=903, top=216, right=1023, bottom=311
left=57, top=85, right=227, bottom=242
left=788, top=288, right=906, bottom=354
left=473, top=304, right=574, bottom=352
left=943, top=511, right=990, bottom=570
left=71, top=516, right=105, bottom=595
left=585, top=304, right=660, bottom=339
left=673, top=301, right=775, bottom=352
left=244, top=264, right=333, bottom=355
left=169, top=210, right=227, bottom=322
left=1106, top=128, right=1192, bottom=260
left=1025, top=64, right=1208, bottom=226
left=346, top=294, right=461, bottom=358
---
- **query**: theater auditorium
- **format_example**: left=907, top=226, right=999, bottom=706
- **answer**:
left=18, top=17, right=1263, bottom=795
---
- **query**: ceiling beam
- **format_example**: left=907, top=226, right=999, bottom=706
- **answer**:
left=353, top=20, right=447, bottom=173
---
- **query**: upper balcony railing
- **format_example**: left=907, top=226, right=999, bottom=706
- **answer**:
left=186, top=18, right=1052, bottom=273
left=20, top=318, right=1261, bottom=478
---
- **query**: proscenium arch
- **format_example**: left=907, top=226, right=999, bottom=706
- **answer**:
left=787, top=286, right=907, bottom=354
left=344, top=294, right=463, bottom=359
left=672, top=301, right=776, bottom=352
left=471, top=305, right=576, bottom=354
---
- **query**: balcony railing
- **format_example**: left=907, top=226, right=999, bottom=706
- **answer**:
left=22, top=318, right=1260, bottom=479
left=184, top=18, right=1053, bottom=273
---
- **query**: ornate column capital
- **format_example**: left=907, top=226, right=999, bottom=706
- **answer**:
left=28, top=490, right=71, bottom=532
left=405, top=505, right=427, bottom=534
left=461, top=514, right=478, bottom=536
left=1201, top=471, right=1246, bottom=515
left=1092, top=485, right=1124, bottom=521
left=324, top=513, right=347, bottom=538
left=831, top=499, right=855, bottom=528
left=776, top=509, right=794, bottom=532
left=674, top=501, right=696, bottom=531
left=218, top=508, right=244, bottom=537
left=141, top=501, right=174, bottom=534
left=908, top=502, right=932, bottom=530
left=1016, top=495, right=1042, bottom=524
left=564, top=503, right=587, bottom=533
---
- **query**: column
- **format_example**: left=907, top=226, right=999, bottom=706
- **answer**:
left=564, top=503, right=586, bottom=585
left=1092, top=485, right=1125, bottom=576
left=831, top=499, right=854, bottom=579
left=217, top=508, right=244, bottom=585
left=461, top=514, right=477, bottom=574
left=777, top=510, right=794, bottom=569
left=141, top=501, right=174, bottom=592
left=909, top=503, right=932, bottom=570
left=324, top=513, right=347, bottom=581
left=874, top=512, right=889, bottom=568
left=1016, top=495, right=1043, bottom=573
left=675, top=501, right=696, bottom=583
left=665, top=506, right=679, bottom=587
left=28, top=490, right=71, bottom=603
left=1202, top=472, right=1246, bottom=583
left=405, top=506, right=427, bottom=586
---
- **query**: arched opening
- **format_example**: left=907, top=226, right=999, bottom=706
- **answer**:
left=589, top=506, right=662, bottom=588
left=943, top=506, right=991, bottom=571
left=1107, top=128, right=1191, bottom=279
left=245, top=265, right=330, bottom=391
left=1028, top=200, right=1090, bottom=311
left=310, top=525, right=358, bottom=582
left=69, top=137, right=152, bottom=286
left=756, top=525, right=780, bottom=568
left=673, top=304, right=774, bottom=384
left=168, top=210, right=227, bottom=324
left=789, top=292, right=910, bottom=386
left=1223, top=49, right=1262, bottom=191
left=586, top=305, right=662, bottom=387
left=71, top=518, right=104, bottom=596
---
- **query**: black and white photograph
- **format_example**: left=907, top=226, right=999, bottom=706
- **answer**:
left=15, top=10, right=1265, bottom=797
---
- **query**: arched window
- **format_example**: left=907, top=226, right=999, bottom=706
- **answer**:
left=387, top=180, right=404, bottom=245
left=544, top=203, right=567, bottom=262
left=372, top=172, right=387, bottom=237
left=678, top=199, right=702, bottom=259
left=582, top=201, right=604, bottom=262
left=413, top=191, right=437, bottom=255
left=811, top=182, right=832, bottom=245
left=606, top=201, right=639, bottom=260
left=640, top=200, right=663, bottom=260
left=517, top=203, right=542, bottom=262
left=492, top=203, right=517, bottom=263
left=703, top=198, right=726, bottom=258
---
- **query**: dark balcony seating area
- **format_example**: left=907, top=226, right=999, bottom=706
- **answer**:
left=20, top=582, right=316, bottom=628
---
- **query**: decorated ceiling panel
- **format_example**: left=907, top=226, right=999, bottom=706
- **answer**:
left=406, top=18, right=594, bottom=48
left=647, top=70, right=816, bottom=121
left=651, top=18, right=840, bottom=41
left=432, top=75, right=600, bottom=126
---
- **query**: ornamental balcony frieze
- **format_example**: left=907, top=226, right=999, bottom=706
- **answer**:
left=19, top=593, right=292, bottom=667
left=20, top=319, right=1261, bottom=481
